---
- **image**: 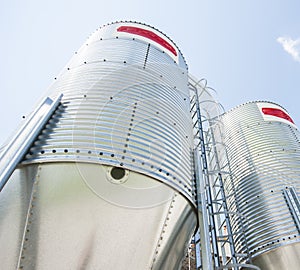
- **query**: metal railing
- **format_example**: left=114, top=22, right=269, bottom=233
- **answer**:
left=188, top=77, right=260, bottom=270
left=0, top=94, right=63, bottom=191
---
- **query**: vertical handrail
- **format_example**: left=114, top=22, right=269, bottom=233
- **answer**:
left=188, top=77, right=260, bottom=269
left=194, top=149, right=213, bottom=270
left=283, top=187, right=300, bottom=233
left=208, top=120, right=238, bottom=269
left=0, top=94, right=63, bottom=191
left=191, top=82, right=220, bottom=268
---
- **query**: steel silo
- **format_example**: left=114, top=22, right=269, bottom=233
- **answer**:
left=0, top=21, right=197, bottom=270
left=211, top=101, right=300, bottom=269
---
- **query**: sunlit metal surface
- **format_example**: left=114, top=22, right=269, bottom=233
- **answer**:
left=5, top=20, right=300, bottom=270
left=0, top=94, right=62, bottom=191
left=0, top=163, right=196, bottom=270
left=23, top=22, right=195, bottom=204
left=212, top=101, right=300, bottom=269
left=0, top=21, right=197, bottom=270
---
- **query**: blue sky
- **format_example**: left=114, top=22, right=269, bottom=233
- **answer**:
left=1, top=0, right=300, bottom=145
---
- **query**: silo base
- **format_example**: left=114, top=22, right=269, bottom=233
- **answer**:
left=251, top=242, right=300, bottom=270
left=0, top=162, right=197, bottom=270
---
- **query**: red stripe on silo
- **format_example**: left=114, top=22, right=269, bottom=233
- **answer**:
left=262, top=107, right=294, bottom=124
left=117, top=26, right=177, bottom=56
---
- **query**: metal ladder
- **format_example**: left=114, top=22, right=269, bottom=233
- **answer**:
left=189, top=77, right=260, bottom=270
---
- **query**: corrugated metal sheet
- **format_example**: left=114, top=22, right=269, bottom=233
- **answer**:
left=0, top=22, right=197, bottom=270
left=23, top=22, right=196, bottom=204
left=213, top=101, right=300, bottom=260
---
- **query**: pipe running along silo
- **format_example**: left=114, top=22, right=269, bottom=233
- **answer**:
left=211, top=101, right=300, bottom=269
left=0, top=22, right=197, bottom=270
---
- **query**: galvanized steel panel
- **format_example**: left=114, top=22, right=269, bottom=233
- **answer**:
left=0, top=21, right=197, bottom=270
left=22, top=22, right=195, bottom=204
left=0, top=163, right=196, bottom=270
left=212, top=101, right=300, bottom=266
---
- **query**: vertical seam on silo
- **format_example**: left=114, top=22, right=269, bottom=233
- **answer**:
left=143, top=44, right=150, bottom=69
left=150, top=192, right=177, bottom=269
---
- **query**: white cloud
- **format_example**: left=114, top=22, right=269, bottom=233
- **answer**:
left=277, top=36, right=300, bottom=62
